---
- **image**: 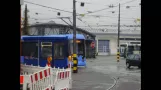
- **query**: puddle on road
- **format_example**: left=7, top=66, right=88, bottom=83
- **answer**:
left=91, top=65, right=141, bottom=77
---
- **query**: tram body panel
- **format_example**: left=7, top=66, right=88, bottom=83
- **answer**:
left=21, top=35, right=68, bottom=68
left=21, top=34, right=86, bottom=68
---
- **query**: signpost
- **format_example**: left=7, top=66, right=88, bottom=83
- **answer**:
left=90, top=41, right=95, bottom=48
left=90, top=41, right=95, bottom=58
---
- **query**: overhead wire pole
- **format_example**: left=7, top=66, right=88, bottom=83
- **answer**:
left=20, top=0, right=24, bottom=73
left=72, top=0, right=78, bottom=73
left=20, top=5, right=22, bottom=58
left=117, top=3, right=121, bottom=62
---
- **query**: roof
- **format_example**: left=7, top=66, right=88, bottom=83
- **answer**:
left=21, top=34, right=85, bottom=40
left=29, top=23, right=96, bottom=37
left=21, top=35, right=68, bottom=40
left=65, top=34, right=85, bottom=39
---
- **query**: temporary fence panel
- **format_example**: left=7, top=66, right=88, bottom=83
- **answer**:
left=54, top=68, right=72, bottom=90
left=21, top=63, right=72, bottom=90
left=20, top=66, right=54, bottom=90
left=21, top=64, right=45, bottom=74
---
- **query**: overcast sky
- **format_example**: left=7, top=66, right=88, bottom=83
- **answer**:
left=21, top=0, right=141, bottom=30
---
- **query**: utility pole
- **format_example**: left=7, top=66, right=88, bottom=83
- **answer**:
left=20, top=0, right=24, bottom=73
left=72, top=0, right=78, bottom=73
left=117, top=3, right=121, bottom=62
left=20, top=5, right=22, bottom=55
left=20, top=0, right=24, bottom=55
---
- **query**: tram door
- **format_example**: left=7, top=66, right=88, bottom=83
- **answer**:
left=53, top=42, right=68, bottom=68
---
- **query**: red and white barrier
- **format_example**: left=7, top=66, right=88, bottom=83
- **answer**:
left=20, top=66, right=53, bottom=90
left=52, top=67, right=72, bottom=90
left=21, top=64, right=72, bottom=90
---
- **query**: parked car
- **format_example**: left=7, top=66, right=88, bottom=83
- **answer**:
left=126, top=54, right=141, bottom=69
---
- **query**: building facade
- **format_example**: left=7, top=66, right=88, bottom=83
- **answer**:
left=82, top=28, right=141, bottom=55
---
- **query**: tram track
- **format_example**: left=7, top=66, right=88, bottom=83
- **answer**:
left=102, top=71, right=140, bottom=90
left=73, top=80, right=114, bottom=85
left=106, top=76, right=118, bottom=90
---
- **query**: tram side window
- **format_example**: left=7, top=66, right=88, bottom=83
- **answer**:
left=54, top=43, right=65, bottom=59
left=22, top=42, right=38, bottom=59
left=41, top=42, right=52, bottom=60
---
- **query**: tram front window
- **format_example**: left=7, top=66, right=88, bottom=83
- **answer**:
left=69, top=40, right=84, bottom=56
left=78, top=42, right=84, bottom=55
left=41, top=42, right=52, bottom=60
left=54, top=43, right=65, bottom=59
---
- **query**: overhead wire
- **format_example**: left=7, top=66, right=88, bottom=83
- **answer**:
left=24, top=0, right=139, bottom=28
left=83, top=0, right=137, bottom=15
left=76, top=0, right=119, bottom=7
left=24, top=1, right=80, bottom=15
left=77, top=18, right=93, bottom=29
left=24, top=0, right=138, bottom=18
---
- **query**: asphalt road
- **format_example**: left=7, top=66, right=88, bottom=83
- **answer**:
left=72, top=56, right=141, bottom=90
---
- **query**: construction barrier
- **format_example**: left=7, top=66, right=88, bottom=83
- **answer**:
left=72, top=54, right=78, bottom=73
left=54, top=68, right=72, bottom=90
left=20, top=66, right=53, bottom=90
left=20, top=64, right=72, bottom=90
left=117, top=52, right=120, bottom=62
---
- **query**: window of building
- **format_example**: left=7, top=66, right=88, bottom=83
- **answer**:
left=119, top=38, right=125, bottom=40
left=136, top=38, right=141, bottom=41
left=120, top=38, right=141, bottom=41
left=125, top=38, right=136, bottom=40
left=130, top=42, right=141, bottom=44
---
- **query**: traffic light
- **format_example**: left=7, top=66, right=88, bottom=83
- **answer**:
left=126, top=6, right=130, bottom=8
left=57, top=12, right=60, bottom=16
left=80, top=2, right=84, bottom=7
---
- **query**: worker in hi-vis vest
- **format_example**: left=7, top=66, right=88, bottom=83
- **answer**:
left=47, top=56, right=52, bottom=67
left=68, top=55, right=72, bottom=68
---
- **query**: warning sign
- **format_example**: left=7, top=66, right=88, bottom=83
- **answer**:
left=90, top=41, right=95, bottom=48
